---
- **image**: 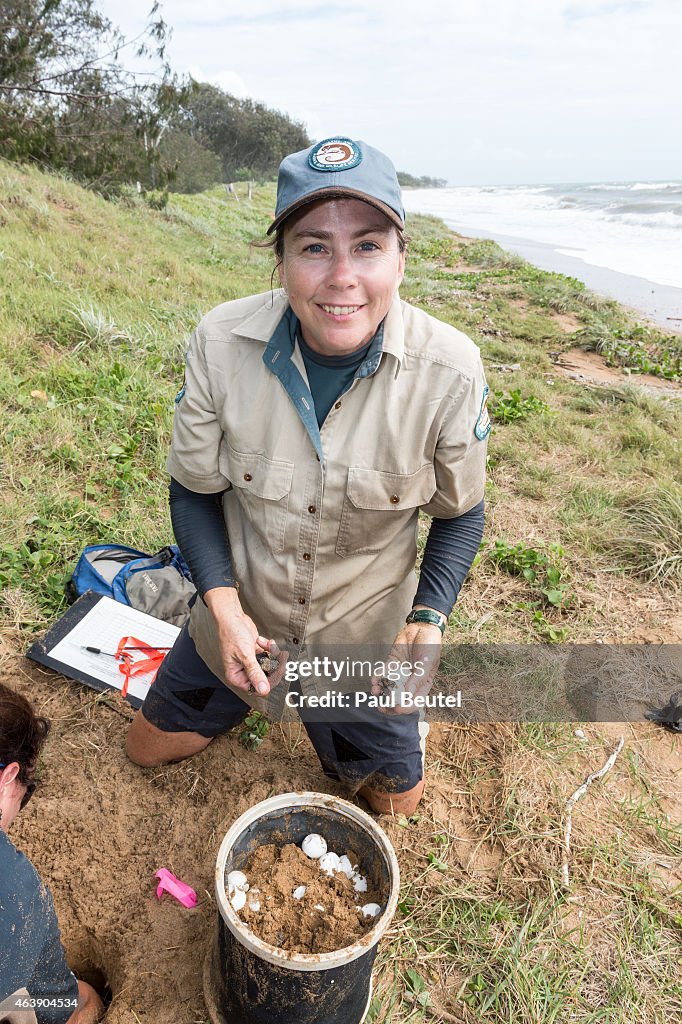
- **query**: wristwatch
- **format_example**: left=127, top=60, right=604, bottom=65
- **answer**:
left=405, top=608, right=447, bottom=634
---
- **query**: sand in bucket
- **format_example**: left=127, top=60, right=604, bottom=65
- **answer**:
left=204, top=792, right=400, bottom=1024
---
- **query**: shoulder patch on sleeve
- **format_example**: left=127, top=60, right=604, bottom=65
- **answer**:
left=474, top=385, right=491, bottom=440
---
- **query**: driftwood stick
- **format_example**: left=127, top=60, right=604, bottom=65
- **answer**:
left=561, top=736, right=625, bottom=887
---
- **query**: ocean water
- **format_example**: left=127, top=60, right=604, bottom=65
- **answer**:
left=402, top=181, right=682, bottom=292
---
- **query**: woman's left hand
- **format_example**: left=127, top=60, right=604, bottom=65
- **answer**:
left=370, top=621, right=443, bottom=715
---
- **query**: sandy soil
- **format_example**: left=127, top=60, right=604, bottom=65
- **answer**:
left=3, top=629, right=681, bottom=1024
left=554, top=348, right=682, bottom=397
left=4, top=635, right=353, bottom=1024
left=238, top=843, right=378, bottom=953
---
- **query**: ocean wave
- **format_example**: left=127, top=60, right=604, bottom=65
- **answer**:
left=581, top=183, right=625, bottom=191
left=614, top=211, right=682, bottom=230
left=631, top=181, right=682, bottom=191
left=607, top=203, right=682, bottom=217
left=402, top=185, right=682, bottom=288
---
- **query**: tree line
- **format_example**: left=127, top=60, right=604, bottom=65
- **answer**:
left=397, top=171, right=447, bottom=188
left=0, top=2, right=445, bottom=196
left=0, top=0, right=310, bottom=194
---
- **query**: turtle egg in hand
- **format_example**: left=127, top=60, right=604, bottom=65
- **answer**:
left=319, top=851, right=342, bottom=875
left=292, top=885, right=307, bottom=900
left=302, top=834, right=327, bottom=859
left=352, top=873, right=368, bottom=893
left=361, top=903, right=382, bottom=919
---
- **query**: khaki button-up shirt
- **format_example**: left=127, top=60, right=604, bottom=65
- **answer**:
left=167, top=290, right=488, bottom=719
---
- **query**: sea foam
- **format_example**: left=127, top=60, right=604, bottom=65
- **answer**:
left=403, top=181, right=682, bottom=289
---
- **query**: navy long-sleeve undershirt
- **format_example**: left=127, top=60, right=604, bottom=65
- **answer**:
left=414, top=499, right=484, bottom=616
left=169, top=478, right=484, bottom=619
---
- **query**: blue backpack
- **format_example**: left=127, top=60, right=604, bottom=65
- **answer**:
left=67, top=544, right=195, bottom=627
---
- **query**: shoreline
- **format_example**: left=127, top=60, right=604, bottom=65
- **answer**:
left=441, top=221, right=682, bottom=334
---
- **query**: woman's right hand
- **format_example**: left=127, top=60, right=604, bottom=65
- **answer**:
left=204, top=587, right=287, bottom=697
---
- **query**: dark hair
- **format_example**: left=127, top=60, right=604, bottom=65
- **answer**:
left=0, top=683, right=50, bottom=783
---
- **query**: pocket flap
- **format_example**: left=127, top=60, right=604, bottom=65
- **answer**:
left=220, top=444, right=294, bottom=501
left=346, top=464, right=436, bottom=510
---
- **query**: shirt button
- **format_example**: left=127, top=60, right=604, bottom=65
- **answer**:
left=292, top=637, right=299, bottom=644
left=302, top=553, right=311, bottom=561
left=243, top=473, right=252, bottom=481
left=390, top=494, right=400, bottom=503
left=334, top=402, right=342, bottom=410
left=308, top=505, right=316, bottom=514
left=298, top=597, right=306, bottom=605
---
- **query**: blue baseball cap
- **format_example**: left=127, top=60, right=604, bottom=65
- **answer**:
left=268, top=136, right=405, bottom=235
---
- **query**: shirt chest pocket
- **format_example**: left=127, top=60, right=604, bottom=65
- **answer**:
left=219, top=443, right=294, bottom=554
left=336, top=464, right=437, bottom=558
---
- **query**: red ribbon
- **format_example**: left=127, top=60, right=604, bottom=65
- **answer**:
left=116, top=636, right=168, bottom=698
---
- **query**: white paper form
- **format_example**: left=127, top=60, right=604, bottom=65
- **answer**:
left=47, top=596, right=181, bottom=703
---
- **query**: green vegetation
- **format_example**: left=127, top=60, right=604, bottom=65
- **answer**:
left=606, top=487, right=682, bottom=587
left=368, top=721, right=681, bottom=1024
left=1, top=160, right=680, bottom=641
left=485, top=539, right=573, bottom=642
left=595, top=324, right=682, bottom=381
left=0, top=1, right=310, bottom=193
left=0, top=0, right=186, bottom=190
left=491, top=388, right=552, bottom=424
left=237, top=710, right=270, bottom=751
left=397, top=171, right=448, bottom=188
left=488, top=540, right=572, bottom=608
left=1, top=161, right=681, bottom=1024
left=170, top=82, right=310, bottom=186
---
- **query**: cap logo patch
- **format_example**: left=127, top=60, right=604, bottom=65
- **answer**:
left=309, top=137, right=361, bottom=172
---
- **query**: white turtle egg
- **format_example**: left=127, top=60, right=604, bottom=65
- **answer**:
left=352, top=873, right=368, bottom=893
left=230, top=889, right=247, bottom=911
left=337, top=855, right=356, bottom=877
left=248, top=899, right=261, bottom=912
left=292, top=885, right=307, bottom=900
left=361, top=903, right=382, bottom=918
left=319, top=851, right=342, bottom=875
left=302, top=834, right=328, bottom=859
left=227, top=870, right=249, bottom=897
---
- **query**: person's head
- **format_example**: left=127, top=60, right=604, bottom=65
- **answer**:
left=269, top=137, right=406, bottom=356
left=0, top=682, right=50, bottom=830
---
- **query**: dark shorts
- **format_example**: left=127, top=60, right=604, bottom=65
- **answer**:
left=141, top=626, right=423, bottom=794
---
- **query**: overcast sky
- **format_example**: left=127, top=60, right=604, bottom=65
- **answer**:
left=96, top=0, right=682, bottom=185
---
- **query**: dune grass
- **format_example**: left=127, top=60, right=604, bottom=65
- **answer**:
left=1, top=162, right=681, bottom=1024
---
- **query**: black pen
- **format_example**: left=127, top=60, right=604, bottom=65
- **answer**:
left=82, top=645, right=173, bottom=657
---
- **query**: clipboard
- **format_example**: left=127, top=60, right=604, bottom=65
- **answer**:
left=26, top=592, right=181, bottom=709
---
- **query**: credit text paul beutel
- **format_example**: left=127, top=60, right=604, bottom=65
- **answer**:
left=284, top=690, right=462, bottom=710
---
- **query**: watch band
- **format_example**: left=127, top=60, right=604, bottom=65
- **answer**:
left=405, top=609, right=447, bottom=634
